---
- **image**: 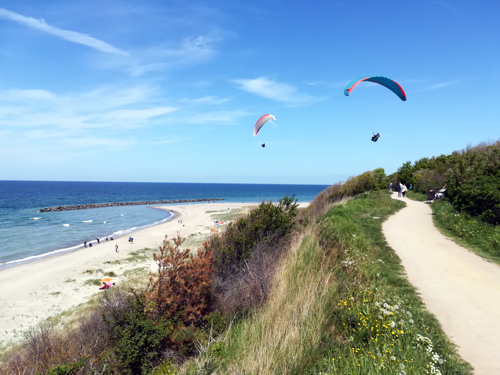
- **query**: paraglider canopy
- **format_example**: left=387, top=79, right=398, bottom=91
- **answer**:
left=344, top=76, right=407, bottom=101
left=253, top=114, right=276, bottom=137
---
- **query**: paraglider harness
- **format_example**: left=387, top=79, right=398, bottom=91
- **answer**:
left=371, top=132, right=380, bottom=142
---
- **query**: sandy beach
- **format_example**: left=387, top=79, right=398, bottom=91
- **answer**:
left=0, top=201, right=308, bottom=347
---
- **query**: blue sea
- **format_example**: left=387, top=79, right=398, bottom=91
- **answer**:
left=0, top=181, right=327, bottom=268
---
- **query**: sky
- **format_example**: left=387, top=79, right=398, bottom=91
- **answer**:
left=1, top=1, right=499, bottom=185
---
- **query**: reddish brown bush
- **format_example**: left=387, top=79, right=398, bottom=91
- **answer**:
left=145, top=233, right=214, bottom=327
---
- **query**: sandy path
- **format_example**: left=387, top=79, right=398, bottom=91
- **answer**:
left=383, top=194, right=500, bottom=375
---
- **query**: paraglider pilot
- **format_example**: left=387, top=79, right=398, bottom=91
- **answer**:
left=371, top=133, right=380, bottom=142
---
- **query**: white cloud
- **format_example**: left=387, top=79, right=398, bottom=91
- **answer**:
left=97, top=35, right=219, bottom=77
left=0, top=85, right=251, bottom=164
left=429, top=1, right=457, bottom=12
left=419, top=81, right=457, bottom=91
left=184, top=110, right=250, bottom=124
left=0, top=8, right=128, bottom=55
left=179, top=96, right=229, bottom=106
left=232, top=77, right=313, bottom=104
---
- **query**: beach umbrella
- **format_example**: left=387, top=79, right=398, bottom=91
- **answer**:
left=101, top=277, right=113, bottom=282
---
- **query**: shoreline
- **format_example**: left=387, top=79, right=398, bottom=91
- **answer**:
left=0, top=208, right=176, bottom=270
left=0, top=202, right=308, bottom=347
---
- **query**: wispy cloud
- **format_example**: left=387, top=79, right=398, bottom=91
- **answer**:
left=0, top=8, right=128, bottom=55
left=429, top=1, right=457, bottom=12
left=233, top=77, right=313, bottom=104
left=0, top=85, right=251, bottom=162
left=419, top=81, right=458, bottom=91
left=98, top=35, right=218, bottom=76
left=183, top=110, right=250, bottom=124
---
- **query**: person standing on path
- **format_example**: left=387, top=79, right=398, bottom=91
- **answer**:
left=115, top=244, right=119, bottom=252
left=397, top=182, right=402, bottom=197
left=402, top=184, right=408, bottom=198
left=389, top=182, right=393, bottom=192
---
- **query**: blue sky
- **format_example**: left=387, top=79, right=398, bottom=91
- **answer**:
left=1, top=1, right=499, bottom=184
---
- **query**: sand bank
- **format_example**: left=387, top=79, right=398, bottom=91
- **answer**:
left=0, top=201, right=308, bottom=347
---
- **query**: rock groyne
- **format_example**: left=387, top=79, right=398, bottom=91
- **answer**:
left=39, top=198, right=224, bottom=212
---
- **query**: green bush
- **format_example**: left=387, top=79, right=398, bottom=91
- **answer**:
left=44, top=357, right=87, bottom=375
left=211, top=195, right=298, bottom=277
left=103, top=293, right=173, bottom=375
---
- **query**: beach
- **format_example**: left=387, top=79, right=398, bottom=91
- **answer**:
left=0, top=201, right=308, bottom=347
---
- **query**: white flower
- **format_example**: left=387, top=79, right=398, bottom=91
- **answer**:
left=409, top=319, right=414, bottom=324
left=391, top=356, right=396, bottom=361
left=394, top=305, right=399, bottom=310
left=399, top=364, right=405, bottom=370
left=390, top=321, right=396, bottom=328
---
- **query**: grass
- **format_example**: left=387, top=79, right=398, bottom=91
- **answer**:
left=305, top=191, right=471, bottom=375
left=83, top=268, right=104, bottom=275
left=183, top=232, right=209, bottom=249
left=210, top=207, right=246, bottom=222
left=183, top=190, right=472, bottom=375
left=405, top=190, right=426, bottom=202
left=84, top=279, right=102, bottom=286
left=124, top=248, right=156, bottom=263
left=430, top=199, right=500, bottom=265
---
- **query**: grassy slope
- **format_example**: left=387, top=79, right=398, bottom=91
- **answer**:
left=183, top=191, right=472, bottom=375
left=406, top=193, right=500, bottom=265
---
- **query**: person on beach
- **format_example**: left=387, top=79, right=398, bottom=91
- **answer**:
left=389, top=182, right=393, bottom=192
left=115, top=244, right=119, bottom=252
left=96, top=238, right=100, bottom=244
left=84, top=241, right=87, bottom=248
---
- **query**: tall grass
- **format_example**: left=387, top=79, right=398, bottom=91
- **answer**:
left=183, top=191, right=472, bottom=375
left=185, top=231, right=338, bottom=374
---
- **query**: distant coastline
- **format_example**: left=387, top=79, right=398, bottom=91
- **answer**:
left=39, top=198, right=224, bottom=212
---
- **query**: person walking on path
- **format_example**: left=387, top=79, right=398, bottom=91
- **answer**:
left=115, top=244, right=119, bottom=252
left=389, top=182, right=393, bottom=192
left=402, top=184, right=408, bottom=198
left=397, top=182, right=402, bottom=197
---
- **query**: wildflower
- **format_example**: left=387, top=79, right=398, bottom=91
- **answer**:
left=391, top=356, right=396, bottom=361
left=409, top=319, right=414, bottom=324
left=390, top=321, right=396, bottom=328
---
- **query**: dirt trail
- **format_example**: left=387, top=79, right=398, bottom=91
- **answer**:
left=383, top=195, right=500, bottom=375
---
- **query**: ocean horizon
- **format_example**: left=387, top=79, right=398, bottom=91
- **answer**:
left=0, top=180, right=327, bottom=268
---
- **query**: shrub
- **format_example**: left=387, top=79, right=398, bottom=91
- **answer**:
left=210, top=195, right=298, bottom=279
left=144, top=234, right=214, bottom=328
left=103, top=292, right=173, bottom=375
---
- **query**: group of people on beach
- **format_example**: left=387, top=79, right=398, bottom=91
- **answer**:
left=389, top=182, right=411, bottom=198
left=83, top=236, right=115, bottom=248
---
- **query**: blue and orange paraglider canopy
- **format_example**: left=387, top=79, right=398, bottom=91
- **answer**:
left=344, top=76, right=407, bottom=101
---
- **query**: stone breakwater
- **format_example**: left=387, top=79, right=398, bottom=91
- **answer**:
left=39, top=198, right=224, bottom=212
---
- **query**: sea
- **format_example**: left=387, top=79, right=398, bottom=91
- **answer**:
left=0, top=181, right=327, bottom=268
